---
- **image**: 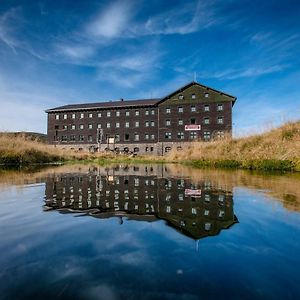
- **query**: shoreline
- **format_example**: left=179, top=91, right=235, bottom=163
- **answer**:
left=0, top=156, right=299, bottom=172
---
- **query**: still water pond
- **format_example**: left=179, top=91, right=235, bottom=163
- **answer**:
left=0, top=164, right=300, bottom=300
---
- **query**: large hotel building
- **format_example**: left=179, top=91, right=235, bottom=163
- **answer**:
left=46, top=81, right=236, bottom=155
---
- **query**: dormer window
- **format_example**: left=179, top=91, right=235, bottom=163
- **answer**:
left=191, top=94, right=196, bottom=99
left=205, top=93, right=209, bottom=98
left=178, top=95, right=184, bottom=100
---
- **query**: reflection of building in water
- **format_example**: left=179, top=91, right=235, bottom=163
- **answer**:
left=44, top=165, right=238, bottom=240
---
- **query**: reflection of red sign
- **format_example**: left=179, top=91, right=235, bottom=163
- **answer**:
left=185, top=189, right=202, bottom=196
left=185, top=125, right=201, bottom=131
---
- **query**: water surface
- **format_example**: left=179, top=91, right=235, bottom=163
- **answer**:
left=0, top=164, right=299, bottom=300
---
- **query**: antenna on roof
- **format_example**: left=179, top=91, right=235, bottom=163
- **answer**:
left=193, top=72, right=197, bottom=82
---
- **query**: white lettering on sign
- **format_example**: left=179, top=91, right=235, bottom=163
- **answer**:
left=185, top=189, right=202, bottom=196
left=184, top=125, right=201, bottom=131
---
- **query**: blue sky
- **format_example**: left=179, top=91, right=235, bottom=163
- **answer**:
left=0, top=0, right=299, bottom=135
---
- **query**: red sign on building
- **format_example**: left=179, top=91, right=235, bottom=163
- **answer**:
left=184, top=125, right=201, bottom=131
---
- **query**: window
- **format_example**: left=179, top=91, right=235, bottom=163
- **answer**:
left=135, top=121, right=139, bottom=127
left=216, top=131, right=224, bottom=138
left=61, top=135, right=68, bottom=141
left=116, top=111, right=120, bottom=117
left=54, top=125, right=59, bottom=129
left=72, top=113, right=76, bottom=119
left=165, top=146, right=172, bottom=152
left=55, top=114, right=59, bottom=120
left=115, top=134, right=120, bottom=142
left=204, top=209, right=210, bottom=216
left=135, top=110, right=139, bottom=116
left=80, top=113, right=84, bottom=119
left=116, top=122, right=120, bottom=128
left=79, top=124, right=84, bottom=130
left=192, top=208, right=197, bottom=214
left=205, top=92, right=209, bottom=98
left=98, top=112, right=102, bottom=117
left=88, top=135, right=93, bottom=142
left=124, top=134, right=130, bottom=141
left=177, top=132, right=184, bottom=139
left=62, top=125, right=67, bottom=130
left=89, top=113, right=93, bottom=118
left=218, top=104, right=223, bottom=111
left=217, top=117, right=224, bottom=124
left=134, top=147, right=139, bottom=153
left=191, top=105, right=196, bottom=112
left=79, top=135, right=84, bottom=141
left=125, top=122, right=129, bottom=128
left=145, top=121, right=149, bottom=127
left=190, top=118, right=196, bottom=125
left=107, top=123, right=111, bottom=128
left=63, top=114, right=67, bottom=120
left=125, top=111, right=130, bottom=116
left=178, top=95, right=184, bottom=100
left=190, top=132, right=197, bottom=139
left=71, top=124, right=76, bottom=130
left=151, top=109, right=155, bottom=115
left=204, top=117, right=210, bottom=125
left=191, top=94, right=196, bottom=99
left=166, top=108, right=171, bottom=114
left=165, top=132, right=172, bottom=139
left=97, top=124, right=102, bottom=129
left=178, top=119, right=183, bottom=125
left=204, top=131, right=211, bottom=140
left=204, top=105, right=210, bottom=112
left=151, top=121, right=155, bottom=127
left=145, top=110, right=149, bottom=115
left=88, top=124, right=93, bottom=129
left=70, top=135, right=76, bottom=141
left=166, top=120, right=171, bottom=126
left=178, top=106, right=183, bottom=113
left=145, top=134, right=149, bottom=140
left=107, top=111, right=111, bottom=117
left=134, top=134, right=139, bottom=141
left=151, top=134, right=155, bottom=140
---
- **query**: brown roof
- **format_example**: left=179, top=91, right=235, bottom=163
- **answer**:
left=45, top=98, right=161, bottom=112
left=45, top=81, right=237, bottom=113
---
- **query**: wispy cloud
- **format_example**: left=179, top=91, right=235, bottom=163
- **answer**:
left=0, top=7, right=21, bottom=52
left=142, top=0, right=218, bottom=35
left=201, top=64, right=287, bottom=80
left=85, top=0, right=134, bottom=39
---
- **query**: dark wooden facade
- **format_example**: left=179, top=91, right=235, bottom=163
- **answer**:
left=46, top=81, right=236, bottom=154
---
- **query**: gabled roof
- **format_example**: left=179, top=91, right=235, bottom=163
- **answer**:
left=45, top=81, right=237, bottom=113
left=45, top=98, right=161, bottom=113
left=158, top=81, right=237, bottom=105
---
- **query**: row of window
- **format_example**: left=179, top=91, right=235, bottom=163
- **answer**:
left=55, top=131, right=225, bottom=142
left=165, top=103, right=223, bottom=114
left=54, top=116, right=224, bottom=131
left=54, top=104, right=224, bottom=120
left=55, top=109, right=156, bottom=120
left=177, top=92, right=210, bottom=100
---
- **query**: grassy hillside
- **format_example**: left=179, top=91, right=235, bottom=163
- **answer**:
left=167, top=121, right=300, bottom=171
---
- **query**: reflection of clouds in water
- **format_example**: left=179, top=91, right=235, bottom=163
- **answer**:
left=85, top=284, right=118, bottom=300
left=120, top=250, right=150, bottom=267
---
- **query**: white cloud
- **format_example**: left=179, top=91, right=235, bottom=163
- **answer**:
left=142, top=0, right=218, bottom=35
left=86, top=0, right=134, bottom=38
left=0, top=7, right=21, bottom=52
left=200, top=64, right=287, bottom=80
left=55, top=44, right=96, bottom=60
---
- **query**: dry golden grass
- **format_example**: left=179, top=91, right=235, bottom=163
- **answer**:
left=0, top=132, right=118, bottom=164
left=167, top=121, right=300, bottom=168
